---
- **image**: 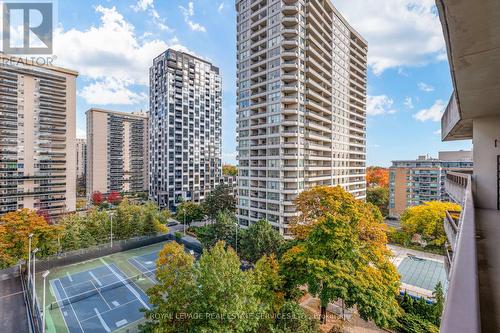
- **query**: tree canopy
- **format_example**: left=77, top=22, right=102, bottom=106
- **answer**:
left=59, top=200, right=168, bottom=252
left=367, top=186, right=389, bottom=217
left=283, top=186, right=400, bottom=327
left=366, top=167, right=389, bottom=188
left=222, top=164, right=237, bottom=177
left=175, top=201, right=204, bottom=225
left=197, top=211, right=238, bottom=250
left=400, top=201, right=461, bottom=246
left=239, top=219, right=285, bottom=263
left=0, top=209, right=62, bottom=268
left=202, top=184, right=236, bottom=219
left=142, top=241, right=320, bottom=333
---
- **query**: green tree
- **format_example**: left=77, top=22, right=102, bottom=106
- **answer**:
left=84, top=208, right=110, bottom=244
left=176, top=201, right=204, bottom=225
left=274, top=301, right=319, bottom=333
left=141, top=202, right=168, bottom=235
left=283, top=186, right=400, bottom=327
left=143, top=241, right=261, bottom=333
left=202, top=184, right=236, bottom=219
left=198, top=211, right=238, bottom=250
left=367, top=186, right=389, bottom=217
left=190, top=241, right=261, bottom=332
left=222, top=164, right=237, bottom=176
left=400, top=201, right=461, bottom=246
left=142, top=242, right=196, bottom=333
left=239, top=220, right=285, bottom=263
left=59, top=214, right=96, bottom=251
left=253, top=255, right=284, bottom=330
left=432, top=282, right=444, bottom=326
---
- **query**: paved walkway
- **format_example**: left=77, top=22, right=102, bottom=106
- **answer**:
left=0, top=277, right=29, bottom=333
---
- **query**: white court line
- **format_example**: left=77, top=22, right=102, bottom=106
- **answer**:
left=130, top=257, right=157, bottom=284
left=94, top=308, right=111, bottom=333
left=79, top=299, right=139, bottom=323
left=66, top=272, right=73, bottom=282
left=99, top=259, right=150, bottom=310
left=90, top=279, right=111, bottom=311
left=89, top=271, right=102, bottom=286
left=56, top=278, right=85, bottom=333
left=50, top=279, right=72, bottom=333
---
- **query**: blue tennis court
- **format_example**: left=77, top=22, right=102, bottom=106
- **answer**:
left=398, top=256, right=447, bottom=291
left=128, top=252, right=159, bottom=284
left=50, top=260, right=151, bottom=333
left=128, top=247, right=199, bottom=284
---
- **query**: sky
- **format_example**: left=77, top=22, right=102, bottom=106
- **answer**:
left=22, top=0, right=472, bottom=167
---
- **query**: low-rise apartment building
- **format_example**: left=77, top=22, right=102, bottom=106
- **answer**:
left=389, top=151, right=472, bottom=217
left=0, top=55, right=78, bottom=216
left=86, top=108, right=149, bottom=195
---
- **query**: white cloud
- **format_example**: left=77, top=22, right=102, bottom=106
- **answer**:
left=53, top=6, right=192, bottom=105
left=132, top=0, right=154, bottom=11
left=404, top=97, right=414, bottom=109
left=76, top=128, right=86, bottom=139
left=367, top=95, right=397, bottom=116
left=335, top=0, right=446, bottom=74
left=418, top=82, right=435, bottom=92
left=131, top=0, right=172, bottom=31
left=413, top=99, right=446, bottom=122
left=434, top=129, right=442, bottom=136
left=218, top=3, right=224, bottom=13
left=179, top=2, right=206, bottom=32
left=78, top=77, right=147, bottom=105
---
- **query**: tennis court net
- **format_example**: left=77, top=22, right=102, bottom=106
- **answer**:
left=50, top=270, right=153, bottom=310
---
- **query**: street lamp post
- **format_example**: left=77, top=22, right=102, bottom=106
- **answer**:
left=41, top=270, right=50, bottom=333
left=27, top=233, right=33, bottom=286
left=109, top=211, right=114, bottom=247
left=235, top=224, right=238, bottom=254
left=183, top=209, right=186, bottom=235
left=32, top=247, right=39, bottom=310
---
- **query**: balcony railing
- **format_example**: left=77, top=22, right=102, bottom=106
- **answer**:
left=441, top=172, right=480, bottom=333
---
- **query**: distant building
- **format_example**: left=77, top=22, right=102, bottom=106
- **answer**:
left=389, top=151, right=473, bottom=217
left=0, top=54, right=78, bottom=216
left=221, top=174, right=238, bottom=197
left=86, top=108, right=149, bottom=195
left=148, top=49, right=222, bottom=211
left=75, top=138, right=87, bottom=196
left=76, top=138, right=87, bottom=178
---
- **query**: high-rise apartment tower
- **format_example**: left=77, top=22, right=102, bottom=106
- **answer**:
left=235, top=0, right=368, bottom=234
left=0, top=55, right=78, bottom=216
left=86, top=108, right=149, bottom=195
left=149, top=49, right=222, bottom=211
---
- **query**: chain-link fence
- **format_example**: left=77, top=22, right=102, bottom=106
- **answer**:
left=34, top=233, right=202, bottom=272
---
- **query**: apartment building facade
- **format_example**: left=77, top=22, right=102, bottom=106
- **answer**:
left=235, top=0, right=367, bottom=234
left=76, top=138, right=87, bottom=179
left=436, top=1, right=500, bottom=331
left=389, top=151, right=473, bottom=217
left=0, top=55, right=78, bottom=216
left=149, top=49, right=222, bottom=211
left=86, top=108, right=149, bottom=195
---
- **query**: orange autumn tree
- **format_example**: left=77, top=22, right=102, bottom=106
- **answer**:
left=0, top=209, right=63, bottom=268
left=366, top=166, right=389, bottom=188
